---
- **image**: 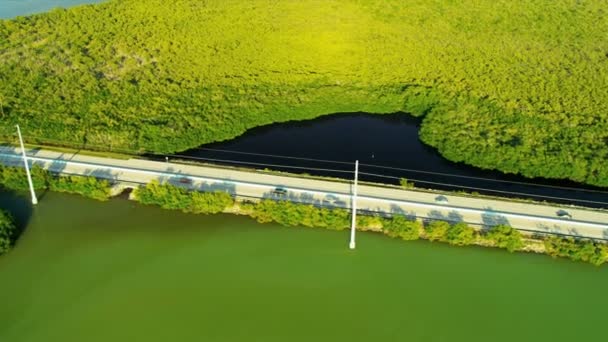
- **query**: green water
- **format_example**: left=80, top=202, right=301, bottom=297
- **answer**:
left=0, top=192, right=607, bottom=342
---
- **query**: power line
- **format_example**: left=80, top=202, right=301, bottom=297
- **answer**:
left=359, top=162, right=608, bottom=195
left=187, top=147, right=355, bottom=165
left=8, top=134, right=608, bottom=201
left=184, top=146, right=607, bottom=195
left=357, top=171, right=608, bottom=206
left=169, top=154, right=355, bottom=175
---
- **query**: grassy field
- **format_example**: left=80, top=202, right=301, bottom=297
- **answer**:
left=1, top=0, right=607, bottom=186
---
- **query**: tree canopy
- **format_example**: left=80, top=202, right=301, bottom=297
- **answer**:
left=1, top=0, right=607, bottom=186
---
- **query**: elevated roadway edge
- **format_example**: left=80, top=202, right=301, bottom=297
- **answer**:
left=0, top=146, right=606, bottom=239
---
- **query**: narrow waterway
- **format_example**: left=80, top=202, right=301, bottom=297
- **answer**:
left=0, top=191, right=607, bottom=342
left=179, top=113, right=608, bottom=208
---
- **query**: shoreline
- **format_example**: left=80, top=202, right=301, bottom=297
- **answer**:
left=0, top=163, right=604, bottom=265
left=110, top=182, right=554, bottom=259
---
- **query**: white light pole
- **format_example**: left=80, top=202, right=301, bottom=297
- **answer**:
left=349, top=160, right=359, bottom=250
left=16, top=125, right=38, bottom=205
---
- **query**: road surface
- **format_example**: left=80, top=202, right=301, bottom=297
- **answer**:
left=1, top=146, right=607, bottom=239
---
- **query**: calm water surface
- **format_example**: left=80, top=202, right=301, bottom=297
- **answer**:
left=0, top=0, right=103, bottom=19
left=0, top=191, right=607, bottom=342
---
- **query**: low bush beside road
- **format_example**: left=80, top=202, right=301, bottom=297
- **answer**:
left=1, top=168, right=606, bottom=266
left=486, top=225, right=524, bottom=252
left=544, top=236, right=608, bottom=266
left=133, top=180, right=234, bottom=215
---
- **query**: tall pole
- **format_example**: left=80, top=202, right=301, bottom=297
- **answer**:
left=16, top=125, right=38, bottom=205
left=349, top=160, right=358, bottom=250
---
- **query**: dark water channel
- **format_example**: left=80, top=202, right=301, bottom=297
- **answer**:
left=177, top=113, right=608, bottom=208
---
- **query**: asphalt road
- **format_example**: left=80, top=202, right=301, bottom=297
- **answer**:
left=1, top=146, right=607, bottom=239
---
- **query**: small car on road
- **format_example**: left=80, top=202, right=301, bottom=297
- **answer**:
left=435, top=195, right=449, bottom=204
left=272, top=187, right=288, bottom=197
left=178, top=177, right=193, bottom=184
left=556, top=210, right=572, bottom=219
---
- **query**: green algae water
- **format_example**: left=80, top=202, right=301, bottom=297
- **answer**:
left=0, top=191, right=607, bottom=342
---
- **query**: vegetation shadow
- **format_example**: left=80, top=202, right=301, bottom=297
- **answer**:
left=27, top=147, right=42, bottom=156
left=84, top=167, right=118, bottom=183
left=261, top=189, right=322, bottom=206
left=481, top=208, right=510, bottom=228
left=427, top=209, right=463, bottom=223
left=158, top=166, right=177, bottom=184
left=390, top=204, right=416, bottom=220
left=197, top=181, right=237, bottom=196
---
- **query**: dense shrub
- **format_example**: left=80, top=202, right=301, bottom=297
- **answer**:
left=49, top=175, right=111, bottom=201
left=486, top=224, right=524, bottom=252
left=422, top=221, right=477, bottom=245
left=1, top=0, right=607, bottom=186
left=424, top=220, right=450, bottom=242
left=0, top=165, right=47, bottom=190
left=248, top=199, right=350, bottom=230
left=355, top=215, right=383, bottom=231
left=381, top=215, right=420, bottom=241
left=0, top=165, right=112, bottom=200
left=0, top=210, right=16, bottom=255
left=445, top=222, right=476, bottom=246
left=134, top=180, right=234, bottom=214
left=544, top=236, right=608, bottom=266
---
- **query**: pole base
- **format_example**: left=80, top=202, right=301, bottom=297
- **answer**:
left=349, top=241, right=356, bottom=250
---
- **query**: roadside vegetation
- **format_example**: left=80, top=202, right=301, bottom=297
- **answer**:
left=0, top=164, right=111, bottom=200
left=544, top=236, right=608, bottom=266
left=133, top=180, right=233, bottom=214
left=131, top=181, right=608, bottom=266
left=1, top=168, right=605, bottom=264
left=1, top=0, right=607, bottom=186
left=0, top=209, right=16, bottom=255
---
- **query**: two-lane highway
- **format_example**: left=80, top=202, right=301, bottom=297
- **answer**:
left=1, top=146, right=607, bottom=239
